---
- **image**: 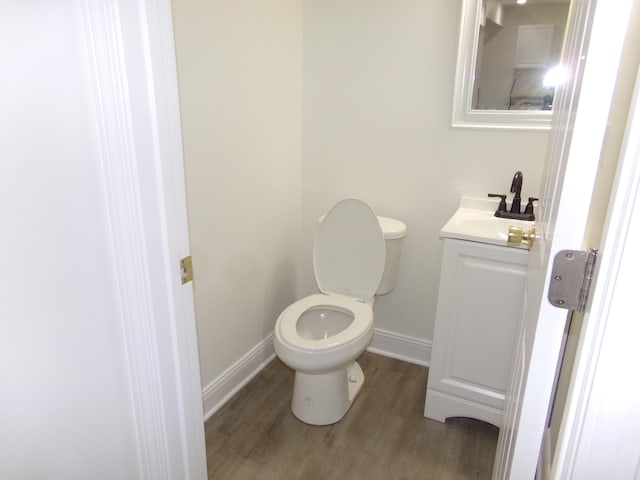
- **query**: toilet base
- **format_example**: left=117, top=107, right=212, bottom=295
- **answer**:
left=291, top=361, right=364, bottom=425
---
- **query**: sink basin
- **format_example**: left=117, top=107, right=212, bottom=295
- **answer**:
left=441, top=206, right=535, bottom=248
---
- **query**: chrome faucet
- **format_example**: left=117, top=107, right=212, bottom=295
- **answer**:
left=510, top=171, right=523, bottom=214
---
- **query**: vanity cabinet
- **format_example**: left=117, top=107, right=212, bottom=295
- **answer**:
left=424, top=238, right=528, bottom=427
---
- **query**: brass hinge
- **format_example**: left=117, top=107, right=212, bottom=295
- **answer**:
left=180, top=256, right=193, bottom=285
left=548, top=249, right=598, bottom=312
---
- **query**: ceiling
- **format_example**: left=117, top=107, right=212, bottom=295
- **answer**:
left=499, top=0, right=570, bottom=5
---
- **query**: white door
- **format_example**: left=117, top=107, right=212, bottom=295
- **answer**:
left=550, top=64, right=640, bottom=480
left=493, top=1, right=635, bottom=478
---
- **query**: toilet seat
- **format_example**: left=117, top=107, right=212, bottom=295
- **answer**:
left=276, top=293, right=373, bottom=352
left=277, top=200, right=383, bottom=355
left=313, top=199, right=386, bottom=301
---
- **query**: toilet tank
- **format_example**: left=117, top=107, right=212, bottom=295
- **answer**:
left=376, top=216, right=407, bottom=295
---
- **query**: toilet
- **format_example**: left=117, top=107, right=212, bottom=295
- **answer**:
left=273, top=199, right=406, bottom=425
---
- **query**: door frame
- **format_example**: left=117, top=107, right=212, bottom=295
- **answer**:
left=493, top=0, right=635, bottom=477
left=83, top=0, right=206, bottom=478
left=551, top=65, right=640, bottom=479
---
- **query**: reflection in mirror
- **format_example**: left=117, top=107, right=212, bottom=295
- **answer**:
left=474, top=0, right=570, bottom=111
left=452, top=0, right=571, bottom=130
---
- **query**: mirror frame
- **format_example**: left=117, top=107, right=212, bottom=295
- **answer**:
left=452, top=0, right=553, bottom=131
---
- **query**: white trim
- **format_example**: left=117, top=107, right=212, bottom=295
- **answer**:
left=425, top=389, right=503, bottom=427
left=452, top=0, right=553, bottom=131
left=82, top=2, right=171, bottom=477
left=551, top=66, right=640, bottom=480
left=137, top=1, right=207, bottom=477
left=82, top=0, right=206, bottom=478
left=202, top=335, right=276, bottom=421
left=367, top=328, right=431, bottom=367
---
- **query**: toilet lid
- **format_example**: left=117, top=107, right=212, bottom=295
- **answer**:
left=313, top=199, right=386, bottom=301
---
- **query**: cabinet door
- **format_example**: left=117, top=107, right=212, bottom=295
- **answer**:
left=515, top=24, right=554, bottom=68
left=425, top=239, right=528, bottom=427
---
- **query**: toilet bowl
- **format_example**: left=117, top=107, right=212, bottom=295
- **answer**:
left=273, top=199, right=406, bottom=425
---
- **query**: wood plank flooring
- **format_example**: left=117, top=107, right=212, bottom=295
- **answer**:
left=205, top=352, right=498, bottom=479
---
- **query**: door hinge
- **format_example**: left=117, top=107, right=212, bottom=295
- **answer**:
left=548, top=249, right=598, bottom=312
left=180, top=256, right=193, bottom=285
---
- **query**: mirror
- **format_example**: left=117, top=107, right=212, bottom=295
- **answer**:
left=452, top=0, right=570, bottom=130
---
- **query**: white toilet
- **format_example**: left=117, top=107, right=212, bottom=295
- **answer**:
left=273, top=199, right=406, bottom=425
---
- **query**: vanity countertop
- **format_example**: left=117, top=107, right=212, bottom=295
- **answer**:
left=441, top=197, right=535, bottom=249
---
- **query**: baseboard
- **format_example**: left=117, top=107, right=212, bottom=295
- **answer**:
left=367, top=328, right=431, bottom=367
left=425, top=389, right=502, bottom=428
left=201, top=333, right=275, bottom=421
left=202, top=328, right=430, bottom=421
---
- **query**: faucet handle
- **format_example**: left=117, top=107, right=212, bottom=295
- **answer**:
left=524, top=197, right=539, bottom=216
left=488, top=194, right=507, bottom=213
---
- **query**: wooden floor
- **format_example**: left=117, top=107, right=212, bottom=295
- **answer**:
left=205, top=352, right=498, bottom=480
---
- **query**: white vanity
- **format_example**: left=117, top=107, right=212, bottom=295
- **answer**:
left=424, top=198, right=534, bottom=427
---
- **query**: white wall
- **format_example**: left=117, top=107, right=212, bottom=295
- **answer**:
left=171, top=0, right=302, bottom=389
left=0, top=3, right=138, bottom=478
left=171, top=0, right=550, bottom=390
left=301, top=0, right=548, bottom=345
